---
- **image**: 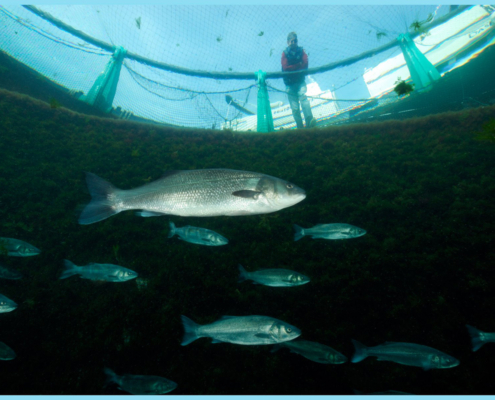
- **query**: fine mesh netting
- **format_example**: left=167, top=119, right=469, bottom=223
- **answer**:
left=1, top=5, right=495, bottom=131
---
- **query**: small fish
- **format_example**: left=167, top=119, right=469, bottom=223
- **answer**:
left=271, top=339, right=347, bottom=364
left=0, top=264, right=22, bottom=280
left=238, top=264, right=309, bottom=287
left=0, top=237, right=40, bottom=257
left=181, top=315, right=301, bottom=346
left=466, top=325, right=495, bottom=352
left=293, top=223, right=366, bottom=241
left=168, top=222, right=228, bottom=246
left=0, top=342, right=16, bottom=360
left=0, top=294, right=17, bottom=313
left=135, top=16, right=141, bottom=29
left=78, top=169, right=305, bottom=224
left=59, top=259, right=138, bottom=282
left=351, top=339, right=459, bottom=370
left=104, top=367, right=177, bottom=395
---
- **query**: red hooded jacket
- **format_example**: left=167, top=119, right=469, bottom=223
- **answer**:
left=281, top=46, right=308, bottom=86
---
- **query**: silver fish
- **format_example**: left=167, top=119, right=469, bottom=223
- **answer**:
left=351, top=339, right=459, bottom=370
left=181, top=315, right=301, bottom=346
left=59, top=259, right=138, bottom=282
left=466, top=325, right=495, bottom=352
left=0, top=342, right=16, bottom=360
left=0, top=264, right=22, bottom=280
left=238, top=264, right=309, bottom=287
left=104, top=368, right=177, bottom=395
left=0, top=237, right=40, bottom=257
left=271, top=339, right=347, bottom=364
left=168, top=222, right=228, bottom=246
left=78, top=169, right=305, bottom=224
left=0, top=294, right=17, bottom=313
left=293, top=223, right=366, bottom=241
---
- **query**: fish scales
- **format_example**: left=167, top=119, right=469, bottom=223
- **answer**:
left=181, top=315, right=301, bottom=345
left=372, top=343, right=436, bottom=358
left=121, top=170, right=261, bottom=216
left=79, top=169, right=304, bottom=224
left=199, top=316, right=271, bottom=337
left=238, top=265, right=309, bottom=287
left=352, top=340, right=459, bottom=369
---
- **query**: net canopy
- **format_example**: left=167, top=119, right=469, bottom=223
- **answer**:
left=1, top=5, right=494, bottom=131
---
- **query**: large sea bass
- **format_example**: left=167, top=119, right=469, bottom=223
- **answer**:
left=78, top=169, right=306, bottom=225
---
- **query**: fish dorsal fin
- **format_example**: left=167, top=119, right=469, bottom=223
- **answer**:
left=232, top=190, right=261, bottom=199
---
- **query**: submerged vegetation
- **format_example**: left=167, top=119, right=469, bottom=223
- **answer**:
left=475, top=118, right=495, bottom=143
left=410, top=13, right=433, bottom=40
left=393, top=77, right=415, bottom=96
left=1, top=84, right=495, bottom=394
left=376, top=31, right=387, bottom=41
left=49, top=97, right=61, bottom=109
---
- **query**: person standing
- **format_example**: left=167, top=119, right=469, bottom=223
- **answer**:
left=281, top=32, right=315, bottom=129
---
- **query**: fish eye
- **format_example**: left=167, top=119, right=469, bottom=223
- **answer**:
left=286, top=183, right=293, bottom=189
left=286, top=327, right=292, bottom=333
left=0, top=302, right=5, bottom=305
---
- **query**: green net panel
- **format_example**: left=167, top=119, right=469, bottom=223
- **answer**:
left=1, top=5, right=494, bottom=131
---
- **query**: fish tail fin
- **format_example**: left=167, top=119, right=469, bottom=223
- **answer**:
left=293, top=224, right=305, bottom=241
left=238, top=264, right=248, bottom=282
left=168, top=221, right=176, bottom=238
left=181, top=315, right=200, bottom=346
left=466, top=324, right=486, bottom=352
left=351, top=339, right=369, bottom=363
left=78, top=172, right=121, bottom=225
left=103, top=367, right=117, bottom=387
left=59, top=259, right=79, bottom=280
